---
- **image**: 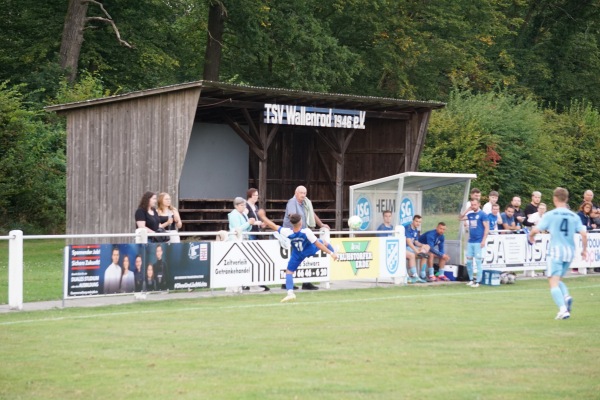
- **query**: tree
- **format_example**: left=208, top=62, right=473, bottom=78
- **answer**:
left=59, top=0, right=133, bottom=83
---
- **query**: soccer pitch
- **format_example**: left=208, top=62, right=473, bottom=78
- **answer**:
left=1, top=277, right=599, bottom=400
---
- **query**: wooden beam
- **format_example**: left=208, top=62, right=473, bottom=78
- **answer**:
left=411, top=111, right=431, bottom=171
left=222, top=112, right=265, bottom=160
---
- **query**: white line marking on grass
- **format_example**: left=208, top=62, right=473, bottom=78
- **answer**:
left=2, top=284, right=600, bottom=326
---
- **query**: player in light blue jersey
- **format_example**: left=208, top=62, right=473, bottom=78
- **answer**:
left=459, top=199, right=489, bottom=287
left=258, top=210, right=337, bottom=303
left=528, top=187, right=587, bottom=320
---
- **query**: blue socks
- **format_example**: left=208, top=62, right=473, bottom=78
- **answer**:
left=285, top=274, right=294, bottom=291
left=408, top=267, right=417, bottom=277
left=475, top=259, right=483, bottom=283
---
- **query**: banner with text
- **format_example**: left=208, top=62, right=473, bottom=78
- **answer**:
left=482, top=232, right=600, bottom=269
left=210, top=240, right=330, bottom=288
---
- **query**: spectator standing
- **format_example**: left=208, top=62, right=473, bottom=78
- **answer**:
left=157, top=192, right=182, bottom=243
left=523, top=191, right=542, bottom=227
left=528, top=187, right=587, bottom=320
left=577, top=202, right=595, bottom=231
left=416, top=222, right=451, bottom=282
left=527, top=203, right=547, bottom=227
left=135, top=191, right=161, bottom=242
left=500, top=205, right=520, bottom=232
left=376, top=210, right=394, bottom=237
left=282, top=185, right=329, bottom=290
left=459, top=199, right=489, bottom=287
left=228, top=197, right=255, bottom=241
left=511, top=196, right=526, bottom=228
left=482, top=190, right=499, bottom=214
left=246, top=188, right=263, bottom=240
left=488, top=204, right=504, bottom=232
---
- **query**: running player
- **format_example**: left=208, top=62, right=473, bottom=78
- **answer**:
left=257, top=209, right=337, bottom=302
left=528, top=187, right=587, bottom=320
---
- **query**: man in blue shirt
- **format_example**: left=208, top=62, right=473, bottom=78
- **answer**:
left=528, top=187, right=587, bottom=320
left=258, top=210, right=337, bottom=303
left=404, top=215, right=427, bottom=283
left=488, top=204, right=504, bottom=232
left=417, top=222, right=451, bottom=282
left=500, top=205, right=519, bottom=232
left=459, top=199, right=489, bottom=287
left=376, top=210, right=394, bottom=237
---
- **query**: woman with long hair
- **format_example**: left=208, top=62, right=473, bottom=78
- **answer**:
left=135, top=191, right=166, bottom=243
left=157, top=192, right=182, bottom=243
left=119, top=255, right=135, bottom=293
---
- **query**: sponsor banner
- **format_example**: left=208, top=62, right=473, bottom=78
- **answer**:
left=379, top=237, right=406, bottom=278
left=330, top=238, right=379, bottom=280
left=482, top=232, right=600, bottom=269
left=65, top=243, right=142, bottom=297
left=353, top=191, right=421, bottom=230
left=211, top=240, right=330, bottom=288
left=144, top=242, right=211, bottom=291
left=65, top=242, right=211, bottom=298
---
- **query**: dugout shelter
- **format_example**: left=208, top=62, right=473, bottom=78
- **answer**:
left=350, top=172, right=477, bottom=262
left=45, top=81, right=445, bottom=241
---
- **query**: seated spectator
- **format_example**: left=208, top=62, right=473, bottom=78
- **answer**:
left=527, top=203, right=547, bottom=226
left=482, top=190, right=499, bottom=214
left=376, top=210, right=394, bottom=237
left=416, top=222, right=451, bottom=282
left=488, top=203, right=504, bottom=232
left=500, top=205, right=520, bottom=232
left=578, top=201, right=596, bottom=231
left=523, top=191, right=542, bottom=227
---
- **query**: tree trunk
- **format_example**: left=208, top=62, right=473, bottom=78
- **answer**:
left=59, top=0, right=89, bottom=83
left=203, top=2, right=226, bottom=81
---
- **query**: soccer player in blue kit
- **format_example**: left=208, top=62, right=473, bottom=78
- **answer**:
left=528, top=187, right=587, bottom=320
left=459, top=199, right=489, bottom=287
left=258, top=209, right=338, bottom=302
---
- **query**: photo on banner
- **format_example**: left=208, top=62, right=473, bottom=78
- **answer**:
left=65, top=243, right=143, bottom=297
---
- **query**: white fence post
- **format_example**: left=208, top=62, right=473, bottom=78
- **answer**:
left=393, top=225, right=407, bottom=285
left=135, top=228, right=148, bottom=244
left=8, top=230, right=24, bottom=310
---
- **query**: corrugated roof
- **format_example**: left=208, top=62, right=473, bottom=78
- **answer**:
left=45, top=80, right=446, bottom=114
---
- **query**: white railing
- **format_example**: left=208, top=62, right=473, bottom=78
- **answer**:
left=2, top=227, right=402, bottom=311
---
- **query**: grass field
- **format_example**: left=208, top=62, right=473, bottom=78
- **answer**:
left=1, top=276, right=599, bottom=399
left=0, top=239, right=66, bottom=304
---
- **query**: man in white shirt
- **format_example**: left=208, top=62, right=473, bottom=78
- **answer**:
left=103, top=247, right=122, bottom=294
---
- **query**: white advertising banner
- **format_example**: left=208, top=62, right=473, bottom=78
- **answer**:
left=379, top=237, right=406, bottom=279
left=210, top=240, right=330, bottom=288
left=481, top=232, right=600, bottom=270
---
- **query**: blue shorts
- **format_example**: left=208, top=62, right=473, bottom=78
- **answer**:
left=547, top=259, right=571, bottom=277
left=466, top=242, right=482, bottom=259
left=286, top=239, right=331, bottom=272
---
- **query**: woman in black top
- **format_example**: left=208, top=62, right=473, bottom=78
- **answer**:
left=135, top=191, right=161, bottom=241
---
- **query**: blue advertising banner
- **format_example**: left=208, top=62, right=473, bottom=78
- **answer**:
left=65, top=242, right=211, bottom=298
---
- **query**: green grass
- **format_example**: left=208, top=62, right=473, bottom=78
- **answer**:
left=0, top=239, right=66, bottom=304
left=1, top=277, right=599, bottom=399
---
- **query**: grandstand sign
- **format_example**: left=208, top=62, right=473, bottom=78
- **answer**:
left=264, top=103, right=366, bottom=129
